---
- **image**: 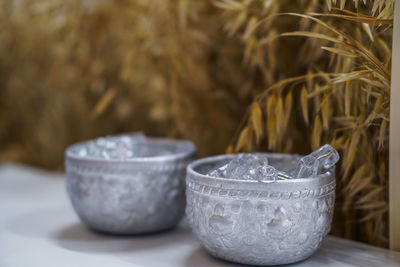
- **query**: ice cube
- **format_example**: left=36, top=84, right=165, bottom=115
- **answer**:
left=225, top=154, right=269, bottom=180
left=77, top=148, right=87, bottom=157
left=280, top=144, right=339, bottom=179
left=95, top=137, right=107, bottom=147
left=310, top=144, right=340, bottom=173
left=113, top=141, right=134, bottom=159
left=256, top=165, right=278, bottom=183
left=87, top=142, right=100, bottom=157
left=207, top=153, right=275, bottom=181
left=208, top=164, right=228, bottom=178
left=283, top=155, right=318, bottom=178
left=80, top=132, right=146, bottom=159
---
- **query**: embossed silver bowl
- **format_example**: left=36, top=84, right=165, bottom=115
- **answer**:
left=65, top=137, right=196, bottom=234
left=186, top=153, right=335, bottom=266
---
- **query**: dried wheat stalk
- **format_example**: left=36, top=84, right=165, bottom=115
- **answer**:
left=222, top=0, right=392, bottom=246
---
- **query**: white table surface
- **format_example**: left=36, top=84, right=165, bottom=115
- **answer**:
left=1, top=163, right=400, bottom=267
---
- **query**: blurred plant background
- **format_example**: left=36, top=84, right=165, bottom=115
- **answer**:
left=0, top=0, right=393, bottom=246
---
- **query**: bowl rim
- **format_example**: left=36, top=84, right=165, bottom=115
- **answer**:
left=66, top=136, right=197, bottom=163
left=187, top=153, right=334, bottom=185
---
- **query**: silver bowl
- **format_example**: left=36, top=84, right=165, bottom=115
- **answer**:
left=186, top=153, right=335, bottom=266
left=65, top=137, right=197, bottom=234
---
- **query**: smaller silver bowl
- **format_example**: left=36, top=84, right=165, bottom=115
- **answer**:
left=186, top=153, right=335, bottom=266
left=65, top=136, right=196, bottom=234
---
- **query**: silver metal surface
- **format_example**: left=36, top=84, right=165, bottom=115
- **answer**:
left=65, top=137, right=197, bottom=234
left=186, top=153, right=336, bottom=266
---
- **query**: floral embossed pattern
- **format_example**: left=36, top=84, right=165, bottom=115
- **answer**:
left=66, top=161, right=188, bottom=234
left=186, top=154, right=336, bottom=266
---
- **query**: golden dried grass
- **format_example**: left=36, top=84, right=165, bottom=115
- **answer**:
left=0, top=0, right=242, bottom=168
left=224, top=0, right=392, bottom=246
